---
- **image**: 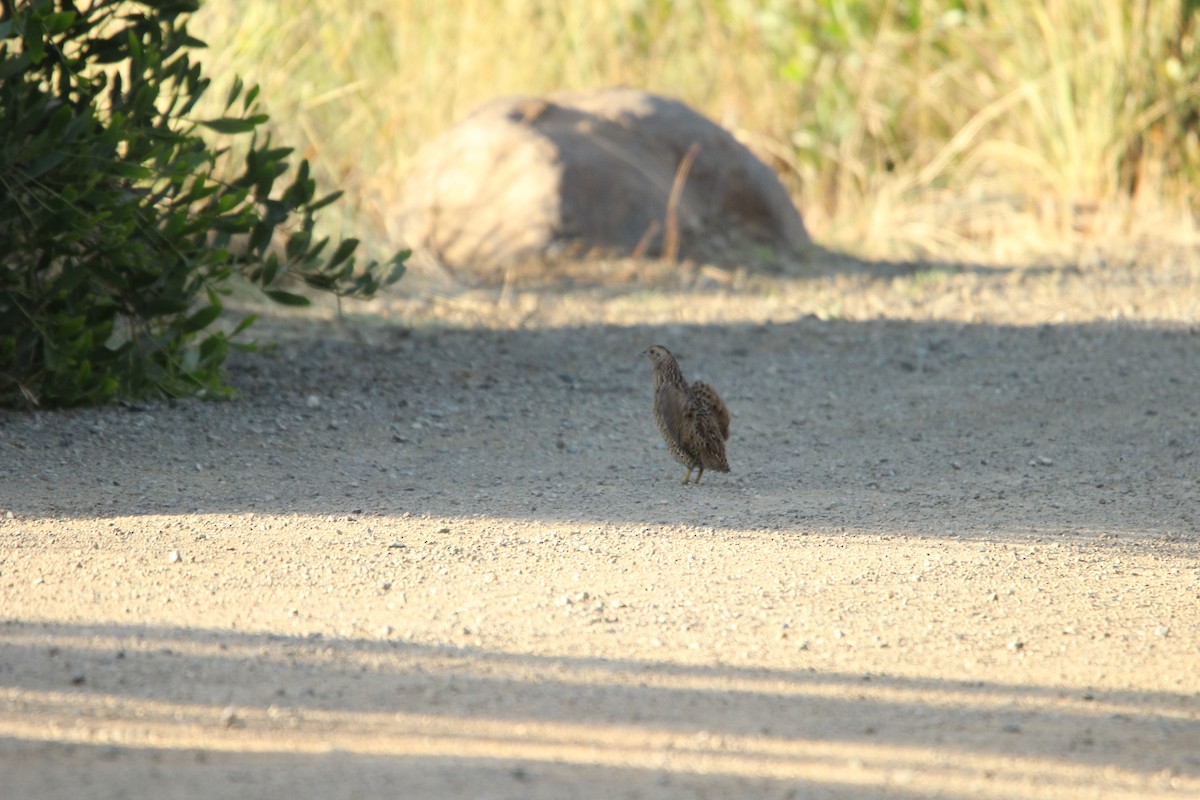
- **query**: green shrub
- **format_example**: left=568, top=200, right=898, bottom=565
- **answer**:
left=0, top=0, right=407, bottom=408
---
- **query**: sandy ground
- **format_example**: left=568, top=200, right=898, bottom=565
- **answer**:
left=2, top=248, right=1199, bottom=799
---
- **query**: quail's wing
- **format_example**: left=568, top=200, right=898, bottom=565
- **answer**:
left=679, top=401, right=729, bottom=471
left=692, top=381, right=730, bottom=441
left=655, top=383, right=691, bottom=452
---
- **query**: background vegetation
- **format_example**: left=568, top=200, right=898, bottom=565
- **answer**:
left=192, top=0, right=1200, bottom=264
left=0, top=0, right=405, bottom=408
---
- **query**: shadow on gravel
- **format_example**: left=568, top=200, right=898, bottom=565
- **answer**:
left=1, top=619, right=1196, bottom=798
left=2, top=311, right=1197, bottom=543
left=0, top=739, right=957, bottom=800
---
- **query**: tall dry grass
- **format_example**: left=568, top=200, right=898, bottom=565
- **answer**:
left=190, top=0, right=1200, bottom=265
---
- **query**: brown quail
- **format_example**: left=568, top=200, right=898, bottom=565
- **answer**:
left=640, top=345, right=731, bottom=484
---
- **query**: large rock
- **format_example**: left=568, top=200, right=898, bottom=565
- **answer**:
left=399, top=88, right=808, bottom=281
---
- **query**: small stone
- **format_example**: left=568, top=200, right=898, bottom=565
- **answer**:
left=1007, top=639, right=1025, bottom=652
left=220, top=706, right=242, bottom=728
left=305, top=394, right=321, bottom=408
left=168, top=550, right=181, bottom=564
left=70, top=670, right=86, bottom=685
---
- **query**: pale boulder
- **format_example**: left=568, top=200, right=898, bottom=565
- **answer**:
left=399, top=88, right=808, bottom=281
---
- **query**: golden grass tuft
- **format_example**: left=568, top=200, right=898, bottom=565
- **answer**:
left=191, top=0, right=1200, bottom=267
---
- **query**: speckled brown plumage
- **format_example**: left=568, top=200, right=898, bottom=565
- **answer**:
left=640, top=345, right=731, bottom=484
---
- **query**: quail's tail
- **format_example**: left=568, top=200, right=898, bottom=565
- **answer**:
left=692, top=381, right=731, bottom=441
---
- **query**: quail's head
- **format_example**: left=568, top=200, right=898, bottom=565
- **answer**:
left=640, top=344, right=671, bottom=365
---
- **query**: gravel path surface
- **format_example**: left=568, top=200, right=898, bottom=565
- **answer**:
left=2, top=253, right=1199, bottom=798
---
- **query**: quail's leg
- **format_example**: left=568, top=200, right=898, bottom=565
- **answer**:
left=694, top=466, right=705, bottom=485
left=681, top=466, right=694, bottom=485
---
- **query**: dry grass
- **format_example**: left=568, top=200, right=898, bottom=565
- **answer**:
left=189, top=0, right=1200, bottom=267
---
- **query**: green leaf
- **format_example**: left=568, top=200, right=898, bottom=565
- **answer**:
left=25, top=17, right=46, bottom=63
left=230, top=313, right=258, bottom=337
left=257, top=146, right=294, bottom=163
left=310, top=190, right=344, bottom=212
left=0, top=52, right=32, bottom=80
left=198, top=333, right=227, bottom=363
left=182, top=303, right=219, bottom=333
left=328, top=238, right=359, bottom=269
left=384, top=253, right=410, bottom=286
left=197, top=114, right=269, bottom=134
left=261, top=252, right=279, bottom=285
left=224, top=75, right=244, bottom=110
left=265, top=289, right=311, bottom=307
left=46, top=11, right=78, bottom=35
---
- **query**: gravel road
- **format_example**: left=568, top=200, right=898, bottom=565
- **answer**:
left=2, top=252, right=1198, bottom=799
